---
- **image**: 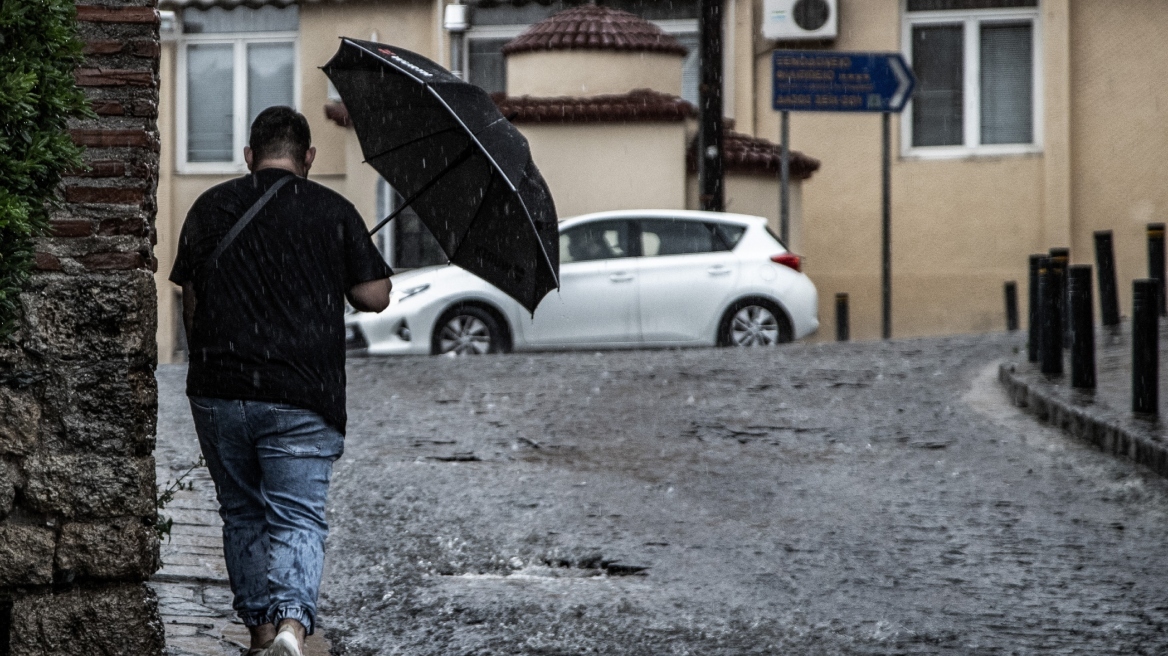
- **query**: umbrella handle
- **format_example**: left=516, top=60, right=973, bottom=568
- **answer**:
left=368, top=143, right=477, bottom=236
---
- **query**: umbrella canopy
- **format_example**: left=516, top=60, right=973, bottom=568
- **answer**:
left=323, top=38, right=559, bottom=313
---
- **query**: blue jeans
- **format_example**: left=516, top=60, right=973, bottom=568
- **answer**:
left=188, top=397, right=344, bottom=634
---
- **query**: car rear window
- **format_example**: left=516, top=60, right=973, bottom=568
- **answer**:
left=712, top=223, right=747, bottom=250
left=639, top=219, right=745, bottom=256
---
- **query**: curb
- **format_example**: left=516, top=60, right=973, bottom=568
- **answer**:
left=998, top=362, right=1168, bottom=477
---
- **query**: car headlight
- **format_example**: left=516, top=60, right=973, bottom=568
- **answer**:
left=396, top=283, right=430, bottom=302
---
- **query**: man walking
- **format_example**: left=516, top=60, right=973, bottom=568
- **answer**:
left=170, top=107, right=391, bottom=656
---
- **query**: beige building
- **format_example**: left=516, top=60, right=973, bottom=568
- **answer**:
left=155, top=0, right=1168, bottom=361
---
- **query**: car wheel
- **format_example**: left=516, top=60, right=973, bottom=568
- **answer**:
left=718, top=298, right=792, bottom=347
left=431, top=305, right=504, bottom=355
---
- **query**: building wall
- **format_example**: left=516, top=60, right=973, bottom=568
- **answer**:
left=0, top=3, right=165, bottom=652
left=753, top=0, right=1057, bottom=340
left=508, top=51, right=685, bottom=98
left=1069, top=0, right=1168, bottom=320
left=520, top=123, right=689, bottom=218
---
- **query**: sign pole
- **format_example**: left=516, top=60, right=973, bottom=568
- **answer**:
left=770, top=50, right=915, bottom=341
left=881, top=111, right=891, bottom=340
left=780, top=110, right=790, bottom=245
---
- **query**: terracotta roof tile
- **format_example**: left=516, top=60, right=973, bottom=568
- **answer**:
left=323, top=97, right=820, bottom=180
left=501, top=5, right=688, bottom=57
left=688, top=131, right=820, bottom=179
left=493, top=89, right=694, bottom=123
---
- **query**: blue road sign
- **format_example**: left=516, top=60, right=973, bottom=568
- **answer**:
left=772, top=50, right=916, bottom=113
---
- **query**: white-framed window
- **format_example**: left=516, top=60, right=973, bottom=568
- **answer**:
left=901, top=0, right=1040, bottom=158
left=176, top=6, right=300, bottom=173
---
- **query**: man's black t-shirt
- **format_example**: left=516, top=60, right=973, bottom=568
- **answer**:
left=170, top=168, right=391, bottom=433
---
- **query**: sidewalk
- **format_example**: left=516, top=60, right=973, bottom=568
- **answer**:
left=1000, top=321, right=1168, bottom=477
left=150, top=370, right=333, bottom=656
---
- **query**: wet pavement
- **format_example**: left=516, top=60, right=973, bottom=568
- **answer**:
left=157, top=333, right=1168, bottom=655
left=1001, top=321, right=1168, bottom=480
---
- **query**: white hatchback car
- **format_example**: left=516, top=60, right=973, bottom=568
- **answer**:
left=346, top=210, right=818, bottom=355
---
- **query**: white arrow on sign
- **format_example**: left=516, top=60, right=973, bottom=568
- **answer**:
left=888, top=56, right=912, bottom=111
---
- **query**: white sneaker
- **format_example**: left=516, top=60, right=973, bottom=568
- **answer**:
left=264, top=628, right=302, bottom=656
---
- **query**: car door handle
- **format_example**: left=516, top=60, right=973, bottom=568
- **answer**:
left=609, top=273, right=634, bottom=283
left=707, top=265, right=731, bottom=276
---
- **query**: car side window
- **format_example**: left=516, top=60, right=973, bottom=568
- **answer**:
left=640, top=219, right=733, bottom=257
left=559, top=221, right=631, bottom=263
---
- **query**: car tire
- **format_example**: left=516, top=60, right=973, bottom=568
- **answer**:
left=717, top=298, right=793, bottom=347
left=431, top=305, right=506, bottom=356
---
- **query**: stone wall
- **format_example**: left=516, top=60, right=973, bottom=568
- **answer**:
left=0, top=2, right=163, bottom=654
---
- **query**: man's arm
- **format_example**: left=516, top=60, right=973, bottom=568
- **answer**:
left=347, top=278, right=391, bottom=313
left=181, top=283, right=197, bottom=341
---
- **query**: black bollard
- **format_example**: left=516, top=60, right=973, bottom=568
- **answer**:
left=1004, top=281, right=1018, bottom=331
left=1040, top=257, right=1063, bottom=375
left=1148, top=223, right=1166, bottom=316
left=835, top=293, right=849, bottom=342
left=1068, top=265, right=1095, bottom=389
left=1028, top=254, right=1042, bottom=362
left=1094, top=231, right=1120, bottom=327
left=1132, top=279, right=1159, bottom=414
left=1049, top=247, right=1070, bottom=347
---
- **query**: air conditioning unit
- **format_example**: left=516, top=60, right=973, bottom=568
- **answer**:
left=762, top=0, right=838, bottom=41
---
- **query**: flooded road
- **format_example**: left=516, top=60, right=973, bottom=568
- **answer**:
left=179, top=333, right=1168, bottom=654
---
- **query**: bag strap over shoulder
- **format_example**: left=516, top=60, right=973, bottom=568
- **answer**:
left=200, top=173, right=294, bottom=276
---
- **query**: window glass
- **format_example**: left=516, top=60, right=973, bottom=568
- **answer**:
left=713, top=223, right=747, bottom=249
left=911, top=24, right=964, bottom=147
left=182, top=6, right=299, bottom=34
left=980, top=22, right=1032, bottom=145
left=468, top=37, right=510, bottom=94
left=640, top=219, right=726, bottom=257
left=560, top=221, right=631, bottom=263
left=187, top=43, right=235, bottom=163
left=247, top=42, right=295, bottom=127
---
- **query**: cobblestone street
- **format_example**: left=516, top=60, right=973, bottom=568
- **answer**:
left=156, top=334, right=1168, bottom=655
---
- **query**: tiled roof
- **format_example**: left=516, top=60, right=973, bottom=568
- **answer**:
left=323, top=91, right=693, bottom=129
left=688, top=131, right=820, bottom=179
left=492, top=89, right=694, bottom=123
left=323, top=96, right=819, bottom=179
left=501, top=5, right=688, bottom=57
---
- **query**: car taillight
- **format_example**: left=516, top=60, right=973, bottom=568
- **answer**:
left=771, top=253, right=802, bottom=272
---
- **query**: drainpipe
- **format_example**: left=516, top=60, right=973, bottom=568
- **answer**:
left=444, top=2, right=470, bottom=81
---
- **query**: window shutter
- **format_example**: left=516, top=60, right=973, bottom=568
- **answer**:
left=247, top=42, right=296, bottom=128
left=187, top=43, right=235, bottom=163
left=980, top=23, right=1032, bottom=145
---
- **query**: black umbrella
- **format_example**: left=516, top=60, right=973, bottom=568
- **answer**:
left=322, top=38, right=559, bottom=313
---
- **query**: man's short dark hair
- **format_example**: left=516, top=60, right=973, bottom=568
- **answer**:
left=249, top=106, right=312, bottom=163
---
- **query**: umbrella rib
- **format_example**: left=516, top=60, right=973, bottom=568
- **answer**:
left=368, top=143, right=476, bottom=236
left=362, top=126, right=464, bottom=165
